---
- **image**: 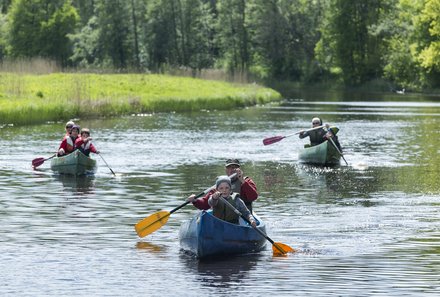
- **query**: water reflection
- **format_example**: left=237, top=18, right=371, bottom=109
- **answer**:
left=179, top=252, right=261, bottom=288
left=2, top=95, right=440, bottom=296
left=53, top=174, right=96, bottom=194
left=135, top=241, right=166, bottom=253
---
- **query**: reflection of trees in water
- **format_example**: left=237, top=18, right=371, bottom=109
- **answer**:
left=179, top=252, right=261, bottom=288
left=54, top=174, right=96, bottom=194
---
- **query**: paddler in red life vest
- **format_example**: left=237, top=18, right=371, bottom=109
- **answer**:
left=64, top=121, right=75, bottom=138
left=58, top=124, right=80, bottom=156
left=75, top=128, right=100, bottom=157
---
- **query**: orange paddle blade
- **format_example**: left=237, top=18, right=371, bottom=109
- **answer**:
left=135, top=210, right=171, bottom=238
left=272, top=242, right=296, bottom=256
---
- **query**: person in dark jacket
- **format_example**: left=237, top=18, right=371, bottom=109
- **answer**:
left=299, top=117, right=342, bottom=151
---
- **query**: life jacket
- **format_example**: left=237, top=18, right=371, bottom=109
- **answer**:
left=212, top=193, right=240, bottom=224
left=308, top=128, right=327, bottom=146
left=64, top=135, right=75, bottom=153
left=78, top=141, right=92, bottom=156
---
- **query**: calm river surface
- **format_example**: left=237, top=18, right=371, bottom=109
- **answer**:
left=1, top=91, right=439, bottom=296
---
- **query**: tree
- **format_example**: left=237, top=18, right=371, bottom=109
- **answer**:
left=381, top=0, right=423, bottom=89
left=94, top=0, right=131, bottom=69
left=248, top=0, right=326, bottom=81
left=7, top=0, right=79, bottom=66
left=145, top=0, right=215, bottom=72
left=316, top=0, right=385, bottom=85
left=416, top=0, right=440, bottom=85
left=216, top=0, right=250, bottom=74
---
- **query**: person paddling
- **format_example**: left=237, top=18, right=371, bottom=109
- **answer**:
left=299, top=117, right=342, bottom=151
left=75, top=128, right=100, bottom=156
left=58, top=124, right=80, bottom=156
left=187, top=158, right=258, bottom=211
left=208, top=175, right=256, bottom=227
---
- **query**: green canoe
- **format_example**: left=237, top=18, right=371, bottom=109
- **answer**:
left=298, top=140, right=341, bottom=166
left=50, top=150, right=97, bottom=175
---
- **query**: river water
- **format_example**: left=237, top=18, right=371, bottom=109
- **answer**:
left=1, top=91, right=439, bottom=296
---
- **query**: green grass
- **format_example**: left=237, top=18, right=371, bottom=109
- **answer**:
left=0, top=73, right=281, bottom=125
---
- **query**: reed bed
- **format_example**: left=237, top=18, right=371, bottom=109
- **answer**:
left=0, top=73, right=280, bottom=126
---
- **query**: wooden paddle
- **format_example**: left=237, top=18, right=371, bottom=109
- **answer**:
left=32, top=154, right=57, bottom=168
left=98, top=153, right=116, bottom=176
left=263, top=125, right=325, bottom=146
left=135, top=173, right=237, bottom=238
left=328, top=137, right=348, bottom=165
left=219, top=196, right=295, bottom=256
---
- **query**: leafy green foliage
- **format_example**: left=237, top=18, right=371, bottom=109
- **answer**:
left=7, top=0, right=78, bottom=65
left=1, top=0, right=440, bottom=90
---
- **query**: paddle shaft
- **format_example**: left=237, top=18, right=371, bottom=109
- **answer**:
left=328, top=137, right=348, bottom=165
left=219, top=196, right=287, bottom=255
left=134, top=173, right=238, bottom=237
left=263, top=125, right=325, bottom=146
left=285, top=125, right=327, bottom=138
left=32, top=153, right=57, bottom=167
left=98, top=153, right=116, bottom=176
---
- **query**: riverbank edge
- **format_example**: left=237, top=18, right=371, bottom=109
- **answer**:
left=0, top=73, right=281, bottom=126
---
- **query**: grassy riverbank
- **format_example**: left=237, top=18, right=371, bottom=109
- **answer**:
left=0, top=73, right=281, bottom=126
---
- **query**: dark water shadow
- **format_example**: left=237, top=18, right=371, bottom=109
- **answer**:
left=179, top=251, right=262, bottom=288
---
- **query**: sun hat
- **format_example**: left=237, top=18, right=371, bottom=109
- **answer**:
left=312, top=117, right=322, bottom=125
left=71, top=124, right=80, bottom=132
left=215, top=175, right=232, bottom=189
left=65, top=121, right=75, bottom=128
left=225, top=158, right=240, bottom=167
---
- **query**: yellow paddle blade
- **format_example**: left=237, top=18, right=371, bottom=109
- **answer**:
left=272, top=242, right=296, bottom=256
left=134, top=211, right=171, bottom=238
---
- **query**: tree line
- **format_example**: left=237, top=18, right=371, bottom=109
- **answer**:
left=0, top=0, right=439, bottom=90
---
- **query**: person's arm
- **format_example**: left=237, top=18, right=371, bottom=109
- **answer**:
left=187, top=189, right=214, bottom=210
left=240, top=177, right=258, bottom=202
left=235, top=198, right=256, bottom=227
left=75, top=138, right=84, bottom=148
left=89, top=143, right=99, bottom=154
left=208, top=191, right=220, bottom=208
left=58, top=138, right=67, bottom=155
left=299, top=131, right=309, bottom=139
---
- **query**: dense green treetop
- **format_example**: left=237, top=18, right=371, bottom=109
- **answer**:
left=0, top=0, right=439, bottom=90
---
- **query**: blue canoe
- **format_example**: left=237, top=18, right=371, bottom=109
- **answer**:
left=179, top=210, right=267, bottom=259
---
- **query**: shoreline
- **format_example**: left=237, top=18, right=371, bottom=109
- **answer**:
left=0, top=73, right=281, bottom=126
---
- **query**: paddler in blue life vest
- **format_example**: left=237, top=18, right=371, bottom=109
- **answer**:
left=208, top=175, right=256, bottom=228
left=299, top=117, right=342, bottom=151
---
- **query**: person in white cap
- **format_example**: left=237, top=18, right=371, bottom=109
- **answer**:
left=208, top=175, right=256, bottom=227
left=299, top=117, right=341, bottom=150
left=64, top=121, right=75, bottom=138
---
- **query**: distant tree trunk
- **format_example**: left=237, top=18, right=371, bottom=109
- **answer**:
left=131, top=0, right=140, bottom=70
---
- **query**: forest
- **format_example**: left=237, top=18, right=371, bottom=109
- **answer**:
left=0, top=0, right=439, bottom=91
